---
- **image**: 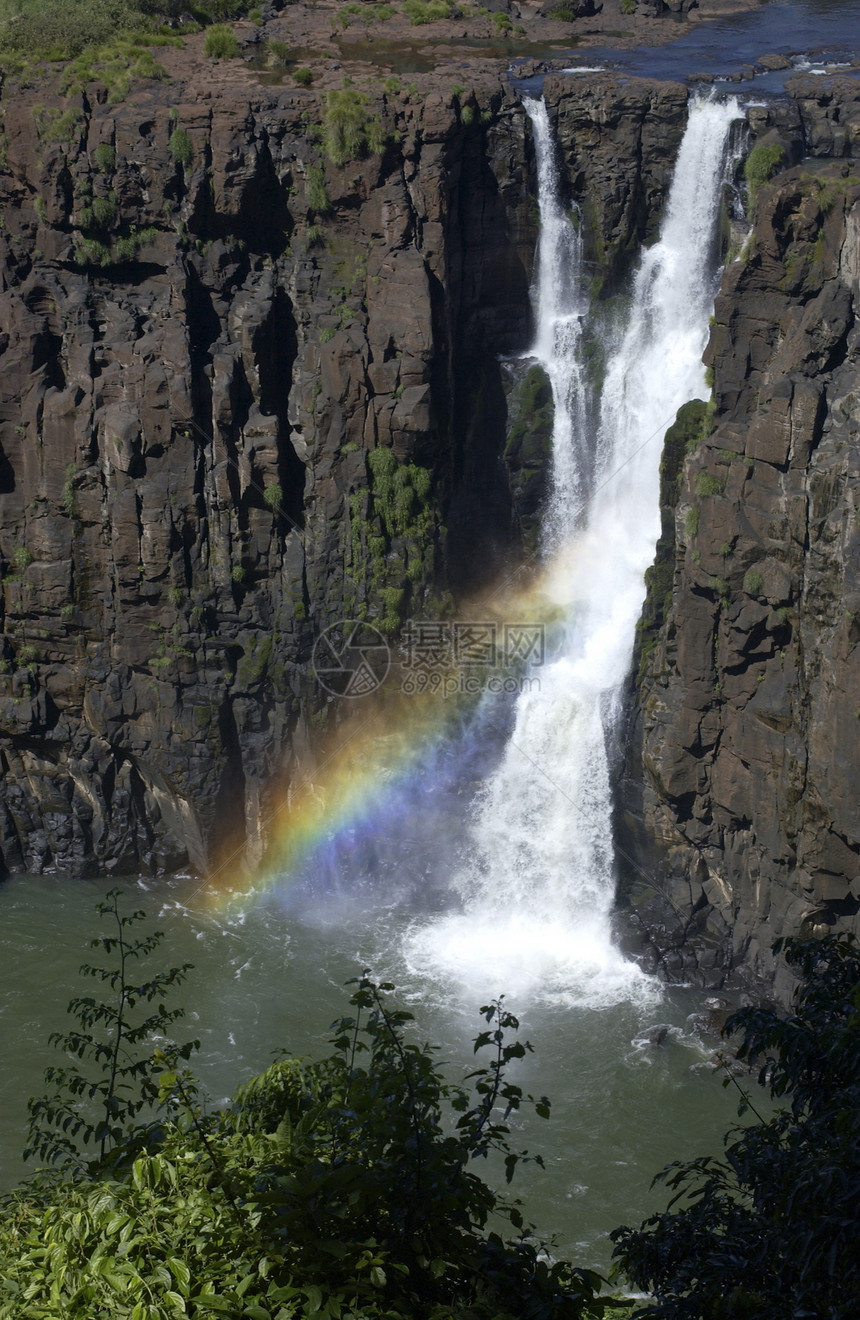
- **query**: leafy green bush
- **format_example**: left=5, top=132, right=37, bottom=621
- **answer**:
left=2, top=966, right=614, bottom=1320
left=203, top=22, right=238, bottom=57
left=93, top=141, right=116, bottom=171
left=292, top=64, right=312, bottom=86
left=337, top=0, right=363, bottom=29
left=744, top=141, right=785, bottom=211
left=613, top=936, right=860, bottom=1319
left=743, top=568, right=764, bottom=596
left=90, top=192, right=118, bottom=228
left=263, top=481, right=283, bottom=512
left=111, top=224, right=157, bottom=260
left=167, top=126, right=192, bottom=166
left=32, top=104, right=84, bottom=144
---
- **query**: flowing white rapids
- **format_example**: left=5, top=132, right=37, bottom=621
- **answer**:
left=527, top=96, right=591, bottom=548
left=404, top=94, right=742, bottom=1008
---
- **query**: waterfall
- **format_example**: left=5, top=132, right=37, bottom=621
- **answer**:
left=403, top=94, right=742, bottom=1008
left=527, top=96, right=591, bottom=549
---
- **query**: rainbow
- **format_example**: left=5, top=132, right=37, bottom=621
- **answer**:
left=202, top=552, right=575, bottom=912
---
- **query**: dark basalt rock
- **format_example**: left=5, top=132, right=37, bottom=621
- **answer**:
left=0, top=65, right=686, bottom=882
left=624, top=118, right=860, bottom=999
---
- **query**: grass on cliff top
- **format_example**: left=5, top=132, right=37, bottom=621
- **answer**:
left=0, top=0, right=250, bottom=73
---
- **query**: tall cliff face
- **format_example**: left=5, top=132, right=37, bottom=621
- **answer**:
left=0, top=71, right=538, bottom=878
left=625, top=76, right=860, bottom=1000
left=0, top=59, right=689, bottom=881
left=13, top=51, right=858, bottom=1001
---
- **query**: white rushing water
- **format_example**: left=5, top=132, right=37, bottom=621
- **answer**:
left=404, top=94, right=742, bottom=1008
left=528, top=96, right=592, bottom=548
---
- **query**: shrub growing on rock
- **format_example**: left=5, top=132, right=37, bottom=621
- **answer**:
left=744, top=141, right=785, bottom=210
left=203, top=22, right=238, bottom=58
left=167, top=127, right=192, bottom=166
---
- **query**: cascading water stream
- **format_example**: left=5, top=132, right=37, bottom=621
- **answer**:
left=404, top=93, right=742, bottom=1007
left=527, top=96, right=592, bottom=548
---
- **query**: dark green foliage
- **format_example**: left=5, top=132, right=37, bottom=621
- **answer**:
left=744, top=141, right=785, bottom=211
left=93, top=141, right=116, bottom=171
left=0, top=0, right=142, bottom=61
left=694, top=471, right=723, bottom=498
left=323, top=86, right=387, bottom=165
left=266, top=35, right=289, bottom=65
left=90, top=191, right=118, bottom=228
left=349, top=448, right=436, bottom=631
left=403, top=0, right=452, bottom=22
left=167, top=126, right=192, bottom=166
left=4, top=973, right=615, bottom=1320
left=0, top=0, right=248, bottom=71
left=74, top=223, right=158, bottom=266
left=203, top=21, right=238, bottom=57
left=306, top=163, right=330, bottom=213
left=612, top=936, right=860, bottom=1319
left=367, top=447, right=432, bottom=539
left=505, top=365, right=554, bottom=469
left=25, top=889, right=196, bottom=1170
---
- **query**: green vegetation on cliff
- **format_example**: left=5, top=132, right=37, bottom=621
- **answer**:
left=323, top=87, right=388, bottom=166
left=347, top=447, right=437, bottom=634
left=743, top=141, right=785, bottom=211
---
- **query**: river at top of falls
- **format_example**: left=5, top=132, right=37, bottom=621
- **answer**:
left=401, top=92, right=744, bottom=1011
